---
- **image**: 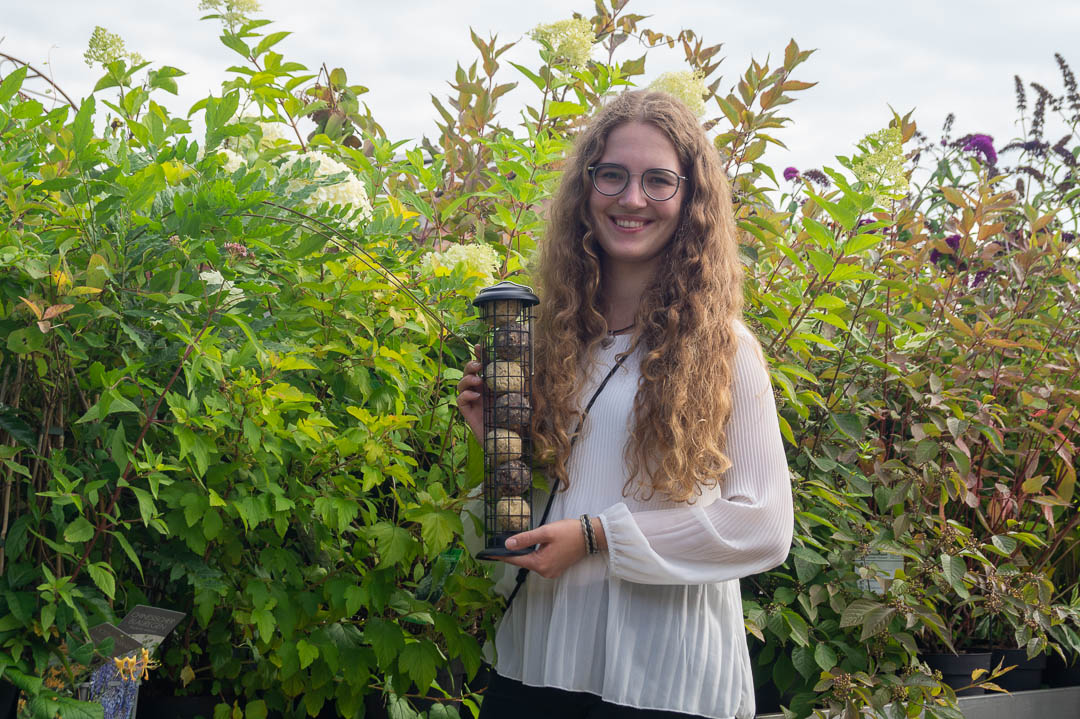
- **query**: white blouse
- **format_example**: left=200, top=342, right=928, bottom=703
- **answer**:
left=492, top=322, right=794, bottom=719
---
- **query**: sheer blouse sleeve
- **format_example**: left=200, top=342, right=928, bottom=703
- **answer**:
left=597, top=325, right=793, bottom=585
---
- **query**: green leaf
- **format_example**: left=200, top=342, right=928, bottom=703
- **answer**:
left=42, top=696, right=103, bottom=719
left=63, top=516, right=95, bottom=543
left=859, top=606, right=896, bottom=640
left=791, top=645, right=817, bottom=679
left=370, top=522, right=415, bottom=567
left=0, top=403, right=37, bottom=448
left=245, top=700, right=267, bottom=719
left=830, top=412, right=863, bottom=441
left=0, top=66, right=29, bottom=104
left=296, top=639, right=318, bottom=669
left=253, top=31, right=291, bottom=58
left=7, top=327, right=45, bottom=355
left=87, top=562, right=116, bottom=599
left=991, top=535, right=1017, bottom=555
left=941, top=553, right=966, bottom=590
left=806, top=249, right=835, bottom=277
left=509, top=62, right=546, bottom=91
left=72, top=96, right=96, bottom=154
left=914, top=439, right=938, bottom=464
left=415, top=508, right=462, bottom=553
left=814, top=643, right=837, bottom=671
left=783, top=610, right=810, bottom=646
left=365, top=617, right=404, bottom=668
left=839, top=599, right=884, bottom=628
left=844, top=232, right=884, bottom=255
left=398, top=639, right=440, bottom=691
left=547, top=101, right=586, bottom=118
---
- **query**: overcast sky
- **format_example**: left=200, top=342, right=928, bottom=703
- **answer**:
left=3, top=1, right=1078, bottom=181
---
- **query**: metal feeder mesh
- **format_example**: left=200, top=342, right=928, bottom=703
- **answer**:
left=475, top=289, right=536, bottom=558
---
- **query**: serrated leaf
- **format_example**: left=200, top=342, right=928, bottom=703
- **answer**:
left=365, top=617, right=404, bottom=668
left=399, top=640, right=440, bottom=691
left=87, top=562, right=116, bottom=599
left=370, top=522, right=415, bottom=567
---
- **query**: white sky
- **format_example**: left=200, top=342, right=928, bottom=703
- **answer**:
left=3, top=1, right=1078, bottom=183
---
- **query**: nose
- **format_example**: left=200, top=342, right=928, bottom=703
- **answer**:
left=617, top=179, right=648, bottom=209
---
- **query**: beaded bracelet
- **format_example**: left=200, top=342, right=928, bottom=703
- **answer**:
left=579, top=513, right=599, bottom=554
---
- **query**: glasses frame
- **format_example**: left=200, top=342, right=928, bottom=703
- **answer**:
left=586, top=163, right=689, bottom=202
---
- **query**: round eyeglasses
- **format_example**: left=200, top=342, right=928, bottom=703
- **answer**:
left=587, top=163, right=688, bottom=202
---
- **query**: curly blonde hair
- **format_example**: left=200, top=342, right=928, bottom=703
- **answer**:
left=531, top=90, right=743, bottom=503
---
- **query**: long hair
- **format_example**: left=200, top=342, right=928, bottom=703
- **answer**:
left=531, top=90, right=744, bottom=503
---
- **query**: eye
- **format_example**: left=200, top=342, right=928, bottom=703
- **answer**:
left=644, top=170, right=677, bottom=188
left=596, top=165, right=626, bottom=181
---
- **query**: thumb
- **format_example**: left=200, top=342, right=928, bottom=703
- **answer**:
left=505, top=528, right=543, bottom=550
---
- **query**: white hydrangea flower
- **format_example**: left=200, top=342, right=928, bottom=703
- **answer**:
left=649, top=71, right=707, bottom=117
left=217, top=148, right=245, bottom=174
left=419, top=243, right=500, bottom=287
left=283, top=150, right=373, bottom=226
left=232, top=116, right=296, bottom=153
left=851, top=126, right=908, bottom=204
left=530, top=18, right=594, bottom=69
left=200, top=270, right=244, bottom=302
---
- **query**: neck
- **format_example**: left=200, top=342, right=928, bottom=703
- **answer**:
left=601, top=258, right=656, bottom=330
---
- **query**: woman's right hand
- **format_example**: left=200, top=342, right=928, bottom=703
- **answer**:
left=456, top=347, right=484, bottom=441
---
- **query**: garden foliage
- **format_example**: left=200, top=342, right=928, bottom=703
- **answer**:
left=0, top=2, right=1078, bottom=718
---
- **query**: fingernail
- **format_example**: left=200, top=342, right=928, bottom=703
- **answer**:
left=505, top=537, right=517, bottom=549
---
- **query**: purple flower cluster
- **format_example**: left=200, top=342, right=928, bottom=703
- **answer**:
left=89, top=662, right=140, bottom=719
left=962, top=134, right=998, bottom=165
left=783, top=166, right=800, bottom=182
left=929, top=234, right=962, bottom=264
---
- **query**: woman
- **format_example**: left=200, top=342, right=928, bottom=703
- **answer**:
left=457, top=90, right=793, bottom=719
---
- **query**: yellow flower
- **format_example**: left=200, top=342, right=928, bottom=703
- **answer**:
left=648, top=71, right=707, bottom=117
left=530, top=18, right=594, bottom=69
left=52, top=268, right=72, bottom=294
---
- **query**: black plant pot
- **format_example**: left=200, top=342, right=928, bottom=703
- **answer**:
left=1045, top=652, right=1080, bottom=687
left=991, top=648, right=1047, bottom=691
left=0, top=679, right=18, bottom=719
left=923, top=651, right=992, bottom=696
left=135, top=694, right=219, bottom=719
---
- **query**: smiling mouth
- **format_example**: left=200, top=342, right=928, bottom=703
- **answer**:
left=612, top=217, right=650, bottom=229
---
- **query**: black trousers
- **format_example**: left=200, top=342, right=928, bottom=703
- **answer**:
left=478, top=672, right=706, bottom=719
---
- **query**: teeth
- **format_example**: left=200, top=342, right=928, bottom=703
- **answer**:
left=614, top=218, right=647, bottom=228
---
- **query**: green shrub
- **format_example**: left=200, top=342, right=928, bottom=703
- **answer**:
left=1, top=3, right=1077, bottom=719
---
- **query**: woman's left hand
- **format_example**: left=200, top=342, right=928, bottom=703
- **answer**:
left=498, top=519, right=590, bottom=578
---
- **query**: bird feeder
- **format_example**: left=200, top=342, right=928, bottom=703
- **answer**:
left=472, top=281, right=539, bottom=559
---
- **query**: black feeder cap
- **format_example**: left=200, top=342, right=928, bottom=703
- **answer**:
left=473, top=281, right=539, bottom=308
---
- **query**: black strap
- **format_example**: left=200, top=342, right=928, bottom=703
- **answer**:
left=503, top=351, right=630, bottom=611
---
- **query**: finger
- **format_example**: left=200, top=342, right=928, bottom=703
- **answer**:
left=505, top=528, right=545, bottom=551
left=457, top=371, right=482, bottom=388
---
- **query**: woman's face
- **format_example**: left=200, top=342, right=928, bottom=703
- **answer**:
left=587, top=121, right=686, bottom=274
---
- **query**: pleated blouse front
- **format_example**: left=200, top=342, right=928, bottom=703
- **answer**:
left=493, top=323, right=794, bottom=719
